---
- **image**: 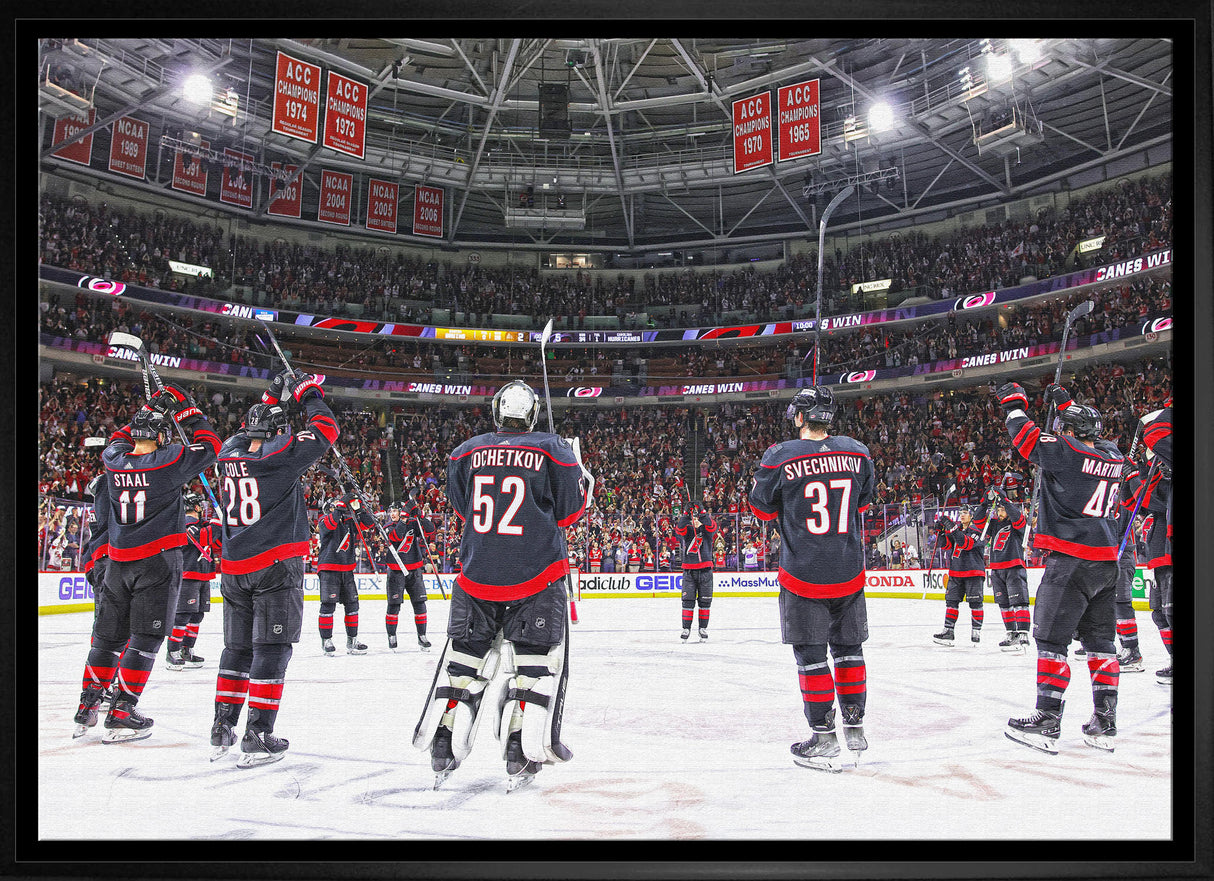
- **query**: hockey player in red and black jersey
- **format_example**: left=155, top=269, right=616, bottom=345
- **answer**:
left=80, top=438, right=112, bottom=633
left=675, top=502, right=717, bottom=641
left=382, top=499, right=435, bottom=651
left=748, top=386, right=875, bottom=773
left=1138, top=397, right=1173, bottom=685
left=72, top=386, right=221, bottom=741
left=415, top=380, right=591, bottom=792
left=317, top=492, right=376, bottom=655
left=165, top=491, right=215, bottom=670
left=972, top=489, right=1031, bottom=650
left=930, top=506, right=988, bottom=647
left=997, top=381, right=1125, bottom=754
left=1122, top=455, right=1172, bottom=684
left=210, top=371, right=339, bottom=767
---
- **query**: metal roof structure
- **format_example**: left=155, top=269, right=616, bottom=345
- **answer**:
left=38, top=34, right=1174, bottom=257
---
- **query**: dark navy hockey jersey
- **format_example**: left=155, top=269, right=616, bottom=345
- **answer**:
left=1142, top=405, right=1173, bottom=470
left=447, top=429, right=588, bottom=601
left=82, top=477, right=111, bottom=576
left=386, top=514, right=434, bottom=572
left=1124, top=468, right=1171, bottom=568
left=1005, top=410, right=1124, bottom=560
left=102, top=418, right=221, bottom=561
left=675, top=508, right=717, bottom=569
left=939, top=524, right=986, bottom=577
left=217, top=396, right=338, bottom=574
left=317, top=503, right=375, bottom=571
left=182, top=513, right=218, bottom=581
left=972, top=496, right=1027, bottom=569
left=748, top=433, right=875, bottom=598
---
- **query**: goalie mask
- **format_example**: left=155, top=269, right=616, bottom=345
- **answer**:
left=1053, top=403, right=1102, bottom=440
left=492, top=380, right=540, bottom=432
left=245, top=403, right=288, bottom=440
left=786, top=385, right=836, bottom=426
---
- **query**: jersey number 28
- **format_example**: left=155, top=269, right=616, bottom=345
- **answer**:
left=224, top=476, right=262, bottom=526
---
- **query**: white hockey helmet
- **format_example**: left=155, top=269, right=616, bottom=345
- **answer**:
left=492, top=380, right=541, bottom=431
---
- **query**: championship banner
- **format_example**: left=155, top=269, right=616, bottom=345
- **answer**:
left=322, top=71, right=368, bottom=159
left=267, top=162, right=303, bottom=218
left=51, top=108, right=95, bottom=166
left=171, top=137, right=209, bottom=196
left=271, top=51, right=322, bottom=143
left=413, top=185, right=444, bottom=237
left=317, top=169, right=353, bottom=226
left=107, top=115, right=149, bottom=180
left=732, top=92, right=773, bottom=174
left=219, top=148, right=255, bottom=209
left=365, top=178, right=399, bottom=233
left=776, top=79, right=821, bottom=161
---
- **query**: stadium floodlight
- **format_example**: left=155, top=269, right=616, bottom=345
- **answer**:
left=986, top=52, right=1014, bottom=84
left=868, top=101, right=895, bottom=133
left=182, top=73, right=213, bottom=105
left=1009, top=39, right=1042, bottom=65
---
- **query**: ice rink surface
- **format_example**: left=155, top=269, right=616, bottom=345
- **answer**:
left=37, top=594, right=1175, bottom=843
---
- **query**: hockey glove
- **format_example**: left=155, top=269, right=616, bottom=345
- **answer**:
left=1120, top=460, right=1140, bottom=483
left=150, top=385, right=204, bottom=425
left=1044, top=383, right=1074, bottom=411
left=936, top=514, right=955, bottom=531
left=286, top=371, right=324, bottom=403
left=261, top=373, right=287, bottom=406
left=996, top=382, right=1029, bottom=416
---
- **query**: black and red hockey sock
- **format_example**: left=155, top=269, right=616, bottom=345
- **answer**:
left=1035, top=650, right=1071, bottom=712
left=344, top=612, right=359, bottom=638
left=318, top=613, right=334, bottom=639
left=943, top=605, right=959, bottom=630
left=681, top=607, right=694, bottom=629
left=414, top=612, right=427, bottom=637
left=697, top=608, right=710, bottom=629
left=831, top=649, right=866, bottom=714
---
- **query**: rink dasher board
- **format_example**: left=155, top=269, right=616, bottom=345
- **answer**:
left=38, top=567, right=1156, bottom=614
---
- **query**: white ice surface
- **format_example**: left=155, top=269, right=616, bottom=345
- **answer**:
left=37, top=595, right=1173, bottom=841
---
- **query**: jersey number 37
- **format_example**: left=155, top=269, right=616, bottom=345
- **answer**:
left=803, top=479, right=854, bottom=535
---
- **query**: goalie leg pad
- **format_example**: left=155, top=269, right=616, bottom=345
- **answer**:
left=497, top=644, right=567, bottom=764
left=414, top=642, right=501, bottom=759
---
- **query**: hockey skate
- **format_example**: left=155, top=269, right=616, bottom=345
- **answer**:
left=970, top=630, right=982, bottom=646
left=1005, top=705, right=1062, bottom=754
left=237, top=728, right=289, bottom=768
left=1155, top=665, right=1172, bottom=686
left=1117, top=647, right=1144, bottom=673
left=505, top=731, right=542, bottom=793
left=346, top=636, right=368, bottom=655
left=839, top=705, right=867, bottom=762
left=72, top=684, right=106, bottom=738
left=182, top=647, right=205, bottom=669
left=1016, top=631, right=1032, bottom=648
left=102, top=697, right=154, bottom=743
left=1081, top=696, right=1117, bottom=752
left=430, top=726, right=460, bottom=789
left=418, top=635, right=432, bottom=651
left=165, top=648, right=185, bottom=671
left=321, top=637, right=336, bottom=656
left=388, top=634, right=398, bottom=651
left=210, top=704, right=240, bottom=761
left=791, top=715, right=843, bottom=774
left=698, top=627, right=709, bottom=642
left=932, top=628, right=955, bottom=647
left=680, top=628, right=691, bottom=641
left=998, top=632, right=1022, bottom=653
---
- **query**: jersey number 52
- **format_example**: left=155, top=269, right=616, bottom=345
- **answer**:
left=471, top=475, right=526, bottom=535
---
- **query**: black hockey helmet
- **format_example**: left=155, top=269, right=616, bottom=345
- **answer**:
left=1053, top=403, right=1102, bottom=439
left=245, top=403, right=288, bottom=439
left=128, top=408, right=169, bottom=443
left=182, top=491, right=204, bottom=510
left=324, top=497, right=347, bottom=516
left=786, top=385, right=836, bottom=426
left=492, top=380, right=540, bottom=431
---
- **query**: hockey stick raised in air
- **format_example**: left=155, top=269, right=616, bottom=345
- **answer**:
left=922, top=482, right=956, bottom=600
left=1117, top=457, right=1158, bottom=559
left=1024, top=299, right=1095, bottom=547
left=108, top=330, right=222, bottom=512
left=538, top=318, right=556, bottom=433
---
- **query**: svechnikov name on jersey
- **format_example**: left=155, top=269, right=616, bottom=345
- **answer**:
left=768, top=445, right=866, bottom=481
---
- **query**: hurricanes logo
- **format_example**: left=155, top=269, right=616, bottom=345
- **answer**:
left=838, top=370, right=876, bottom=383
left=1141, top=317, right=1172, bottom=335
left=568, top=387, right=603, bottom=398
left=78, top=276, right=127, bottom=296
left=954, top=291, right=997, bottom=311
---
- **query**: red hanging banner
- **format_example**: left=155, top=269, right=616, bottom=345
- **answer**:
left=51, top=108, right=96, bottom=166
left=413, top=185, right=444, bottom=238
left=322, top=71, right=368, bottom=159
left=732, top=92, right=773, bottom=174
left=267, top=162, right=303, bottom=218
left=107, top=115, right=150, bottom=180
left=172, top=138, right=209, bottom=196
left=219, top=148, right=255, bottom=209
left=271, top=51, right=322, bottom=144
left=365, top=178, right=399, bottom=233
left=776, top=79, right=821, bottom=161
left=318, top=169, right=353, bottom=226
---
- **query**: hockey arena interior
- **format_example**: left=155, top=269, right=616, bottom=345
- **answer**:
left=32, top=32, right=1196, bottom=850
